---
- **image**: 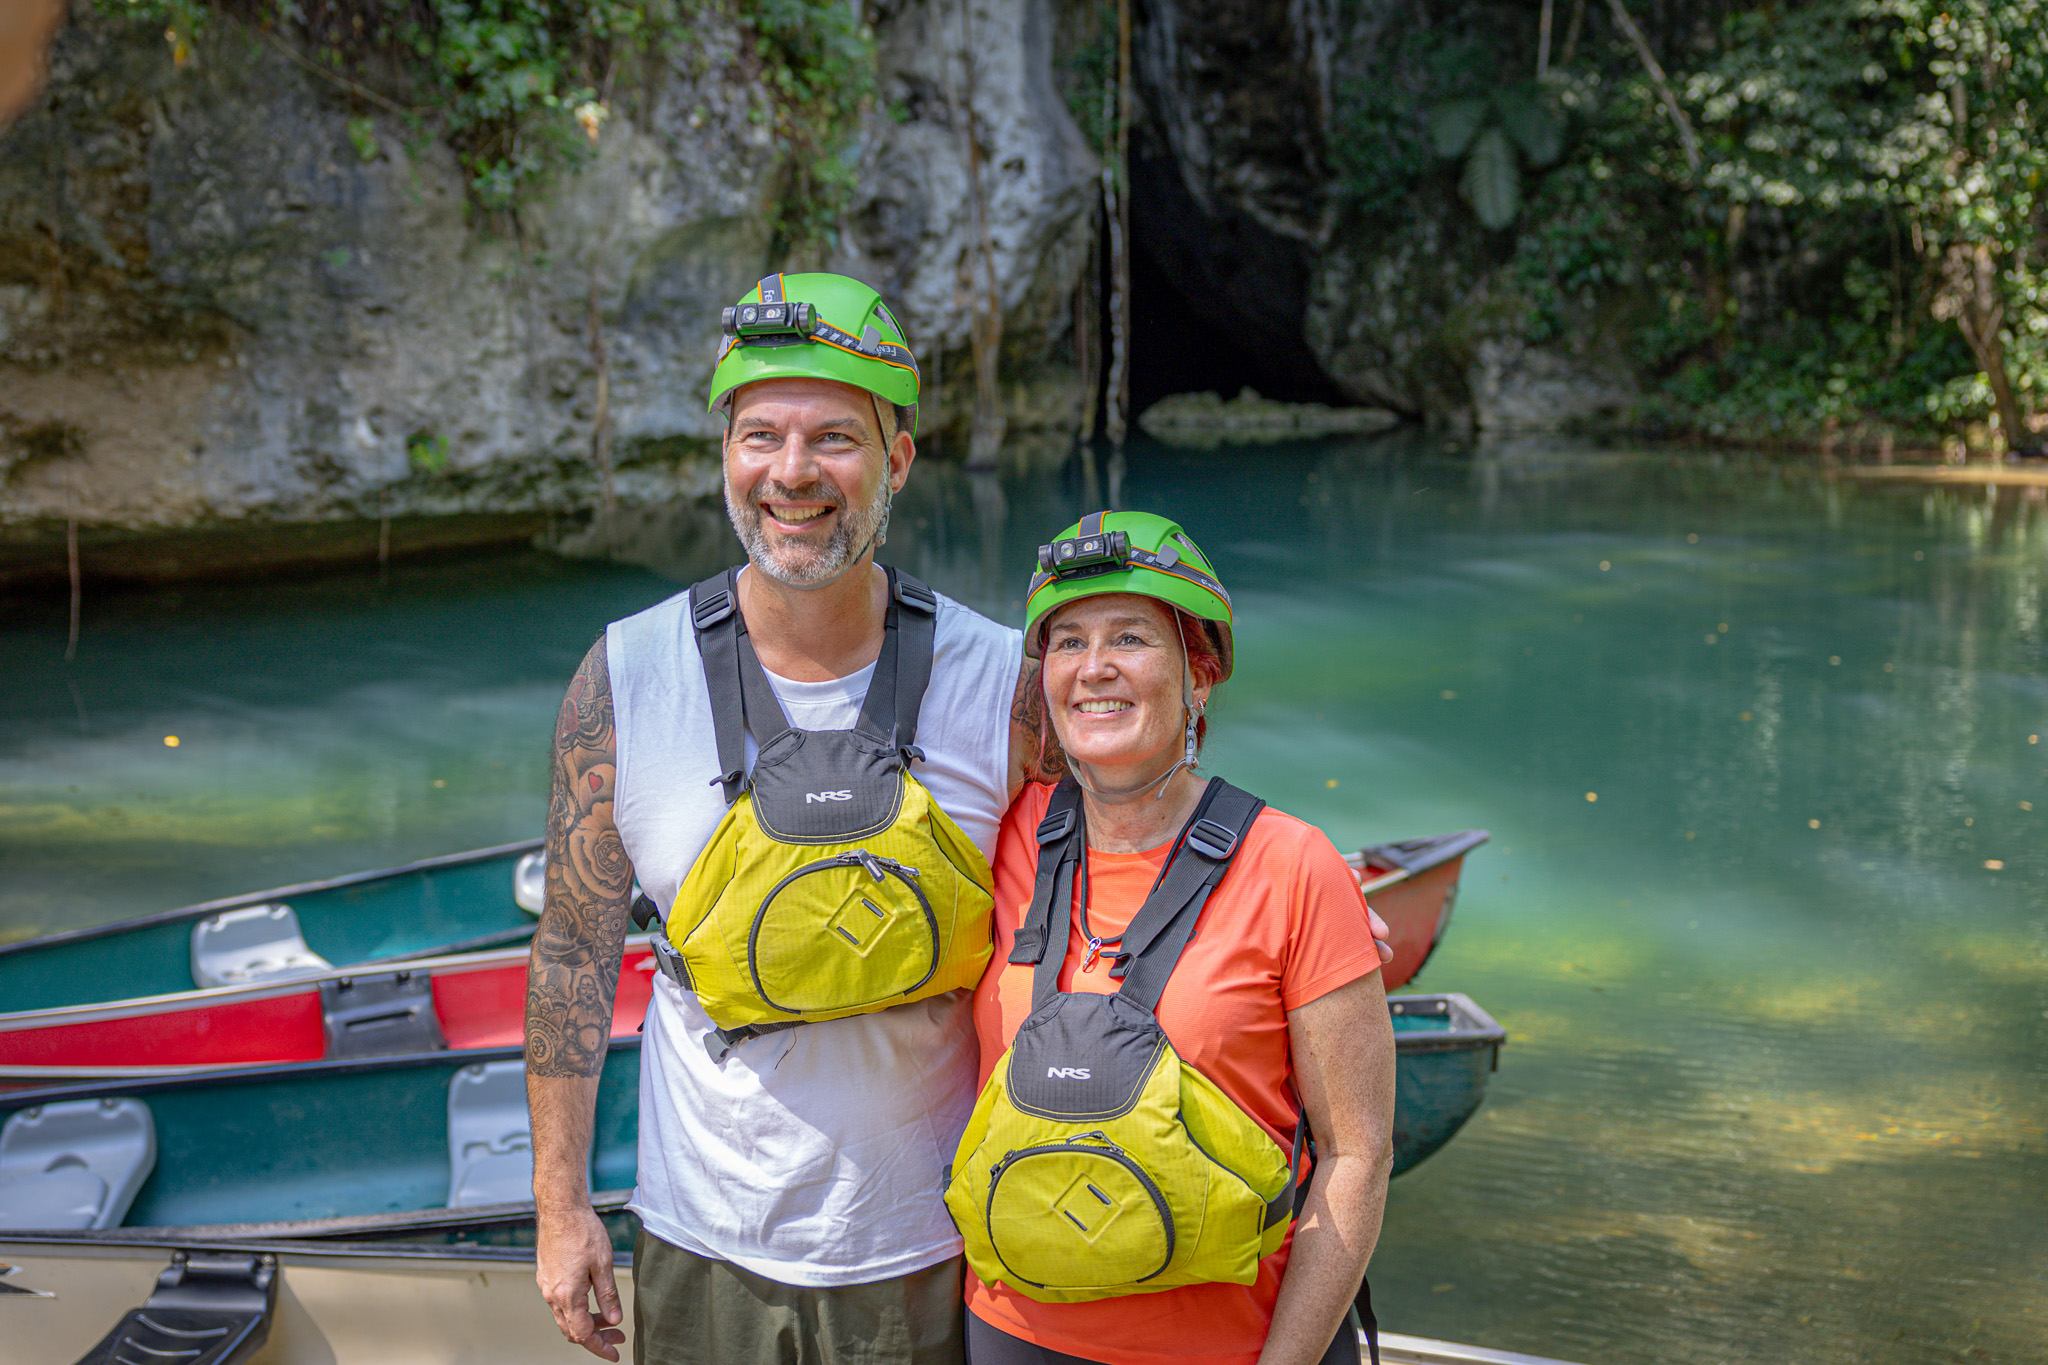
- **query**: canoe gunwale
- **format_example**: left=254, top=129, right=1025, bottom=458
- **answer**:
left=0, top=1191, right=637, bottom=1253
left=0, top=837, right=547, bottom=961
left=1388, top=992, right=1506, bottom=1060
left=0, top=1035, right=637, bottom=1111
left=1353, top=830, right=1490, bottom=887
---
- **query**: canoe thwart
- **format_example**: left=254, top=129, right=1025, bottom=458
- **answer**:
left=189, top=905, right=331, bottom=990
left=319, top=972, right=447, bottom=1060
left=0, top=1098, right=157, bottom=1231
left=73, top=1250, right=277, bottom=1365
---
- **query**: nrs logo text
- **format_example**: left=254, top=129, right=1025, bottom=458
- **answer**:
left=805, top=790, right=854, bottom=803
left=1046, top=1067, right=1092, bottom=1080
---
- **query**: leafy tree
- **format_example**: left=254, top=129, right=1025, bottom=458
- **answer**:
left=1688, top=0, right=2046, bottom=445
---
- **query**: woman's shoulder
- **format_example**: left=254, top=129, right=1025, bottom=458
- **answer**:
left=996, top=780, right=1060, bottom=846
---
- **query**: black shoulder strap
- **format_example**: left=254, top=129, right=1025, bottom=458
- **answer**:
left=1012, top=781, right=1085, bottom=1007
left=890, top=570, right=937, bottom=752
left=853, top=568, right=937, bottom=755
left=1114, top=780, right=1265, bottom=1014
left=689, top=569, right=748, bottom=805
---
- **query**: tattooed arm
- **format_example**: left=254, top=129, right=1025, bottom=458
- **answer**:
left=527, top=638, right=632, bottom=1362
left=1007, top=655, right=1068, bottom=797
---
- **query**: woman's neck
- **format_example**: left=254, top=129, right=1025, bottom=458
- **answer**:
left=1081, top=768, right=1207, bottom=854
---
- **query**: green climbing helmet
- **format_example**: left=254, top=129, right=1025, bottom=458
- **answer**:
left=707, top=272, right=921, bottom=432
left=1023, top=510, right=1234, bottom=682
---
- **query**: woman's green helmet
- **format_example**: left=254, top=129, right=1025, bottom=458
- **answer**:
left=708, top=272, right=921, bottom=431
left=1024, top=510, right=1234, bottom=681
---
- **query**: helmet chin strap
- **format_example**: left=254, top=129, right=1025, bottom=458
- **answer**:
left=1060, top=631, right=1205, bottom=807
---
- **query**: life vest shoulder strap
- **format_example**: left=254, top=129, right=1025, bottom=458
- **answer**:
left=689, top=565, right=941, bottom=807
left=1013, top=777, right=1265, bottom=1013
left=689, top=568, right=749, bottom=805
left=1112, top=779, right=1264, bottom=1014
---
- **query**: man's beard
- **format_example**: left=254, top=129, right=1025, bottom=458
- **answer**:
left=725, top=472, right=892, bottom=588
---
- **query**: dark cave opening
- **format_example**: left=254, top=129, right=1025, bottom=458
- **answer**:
left=1123, top=147, right=1349, bottom=417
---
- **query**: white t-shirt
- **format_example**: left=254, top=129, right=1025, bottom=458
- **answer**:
left=608, top=573, right=1022, bottom=1287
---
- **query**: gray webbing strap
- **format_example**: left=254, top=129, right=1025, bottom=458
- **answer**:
left=689, top=570, right=747, bottom=805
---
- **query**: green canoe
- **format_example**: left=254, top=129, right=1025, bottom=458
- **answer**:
left=0, top=995, right=1502, bottom=1235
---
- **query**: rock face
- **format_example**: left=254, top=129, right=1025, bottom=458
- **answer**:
left=0, top=0, right=1098, bottom=531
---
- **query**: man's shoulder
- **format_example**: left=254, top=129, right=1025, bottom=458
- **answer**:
left=609, top=588, right=696, bottom=642
left=929, top=589, right=1023, bottom=659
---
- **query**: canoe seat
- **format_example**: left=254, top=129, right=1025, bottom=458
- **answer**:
left=190, top=903, right=333, bottom=989
left=0, top=1097, right=156, bottom=1230
left=446, top=1060, right=534, bottom=1207
left=513, top=851, right=546, bottom=914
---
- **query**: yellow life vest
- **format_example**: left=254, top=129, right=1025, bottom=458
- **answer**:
left=639, top=568, right=994, bottom=1060
left=944, top=779, right=1304, bottom=1303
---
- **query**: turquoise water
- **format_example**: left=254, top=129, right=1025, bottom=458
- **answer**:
left=3, top=436, right=2045, bottom=1363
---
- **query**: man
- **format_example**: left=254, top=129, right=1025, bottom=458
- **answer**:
left=525, top=272, right=1389, bottom=1364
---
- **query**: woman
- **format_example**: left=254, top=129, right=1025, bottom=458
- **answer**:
left=949, top=511, right=1397, bottom=1365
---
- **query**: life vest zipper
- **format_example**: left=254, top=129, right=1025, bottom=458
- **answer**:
left=747, top=852, right=941, bottom=1014
left=984, top=1133, right=1175, bottom=1289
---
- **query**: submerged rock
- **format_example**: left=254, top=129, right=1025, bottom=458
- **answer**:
left=1137, top=388, right=1398, bottom=446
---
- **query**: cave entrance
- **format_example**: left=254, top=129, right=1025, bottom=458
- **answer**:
left=1123, top=146, right=1348, bottom=418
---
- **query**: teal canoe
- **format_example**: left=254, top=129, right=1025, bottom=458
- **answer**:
left=0, top=841, right=546, bottom=1017
left=0, top=995, right=1502, bottom=1235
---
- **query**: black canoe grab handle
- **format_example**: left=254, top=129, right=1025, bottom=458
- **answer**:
left=73, top=1250, right=278, bottom=1365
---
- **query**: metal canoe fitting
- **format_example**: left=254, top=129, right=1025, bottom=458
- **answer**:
left=0, top=1097, right=156, bottom=1231
left=188, top=905, right=333, bottom=990
left=70, top=1250, right=277, bottom=1365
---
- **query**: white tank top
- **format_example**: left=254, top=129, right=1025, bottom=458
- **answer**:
left=608, top=572, right=1021, bottom=1287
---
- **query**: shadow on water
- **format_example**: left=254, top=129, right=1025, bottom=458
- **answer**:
left=2, top=432, right=2045, bottom=1363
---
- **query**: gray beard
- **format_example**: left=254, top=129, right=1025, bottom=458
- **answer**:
left=725, top=473, right=892, bottom=588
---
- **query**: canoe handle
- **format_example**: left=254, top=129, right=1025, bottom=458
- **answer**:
left=72, top=1250, right=277, bottom=1365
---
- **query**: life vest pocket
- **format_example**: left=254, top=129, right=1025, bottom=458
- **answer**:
left=986, top=1137, right=1174, bottom=1292
left=748, top=851, right=940, bottom=1015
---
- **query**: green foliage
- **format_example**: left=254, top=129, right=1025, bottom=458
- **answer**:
left=345, top=115, right=379, bottom=162
left=1329, top=0, right=2047, bottom=442
left=742, top=0, right=875, bottom=249
left=407, top=431, right=450, bottom=474
left=1458, top=127, right=1519, bottom=229
left=101, top=0, right=875, bottom=242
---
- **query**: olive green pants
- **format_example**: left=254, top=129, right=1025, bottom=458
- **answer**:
left=633, top=1229, right=967, bottom=1365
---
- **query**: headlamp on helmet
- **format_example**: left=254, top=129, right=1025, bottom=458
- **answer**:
left=722, top=299, right=816, bottom=343
left=1036, top=529, right=1130, bottom=580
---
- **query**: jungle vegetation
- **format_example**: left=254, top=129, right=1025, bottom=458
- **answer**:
left=1335, top=0, right=2047, bottom=449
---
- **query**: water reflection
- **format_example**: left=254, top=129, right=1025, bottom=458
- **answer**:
left=0, top=436, right=2043, bottom=1363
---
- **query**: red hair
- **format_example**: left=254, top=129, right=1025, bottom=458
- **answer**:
left=1174, top=611, right=1223, bottom=750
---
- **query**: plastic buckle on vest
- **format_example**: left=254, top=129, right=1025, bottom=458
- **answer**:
left=691, top=587, right=735, bottom=631
left=1186, top=817, right=1239, bottom=860
left=1036, top=806, right=1077, bottom=845
left=895, top=577, right=938, bottom=613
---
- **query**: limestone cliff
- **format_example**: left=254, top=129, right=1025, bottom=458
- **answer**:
left=0, top=0, right=1097, bottom=533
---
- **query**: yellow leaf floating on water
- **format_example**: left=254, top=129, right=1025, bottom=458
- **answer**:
left=1984, top=860, right=2004, bottom=870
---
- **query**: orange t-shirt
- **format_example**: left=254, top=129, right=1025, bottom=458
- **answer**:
left=965, top=781, right=1382, bottom=1365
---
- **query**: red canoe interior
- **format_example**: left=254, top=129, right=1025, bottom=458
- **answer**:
left=1355, top=857, right=1465, bottom=992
